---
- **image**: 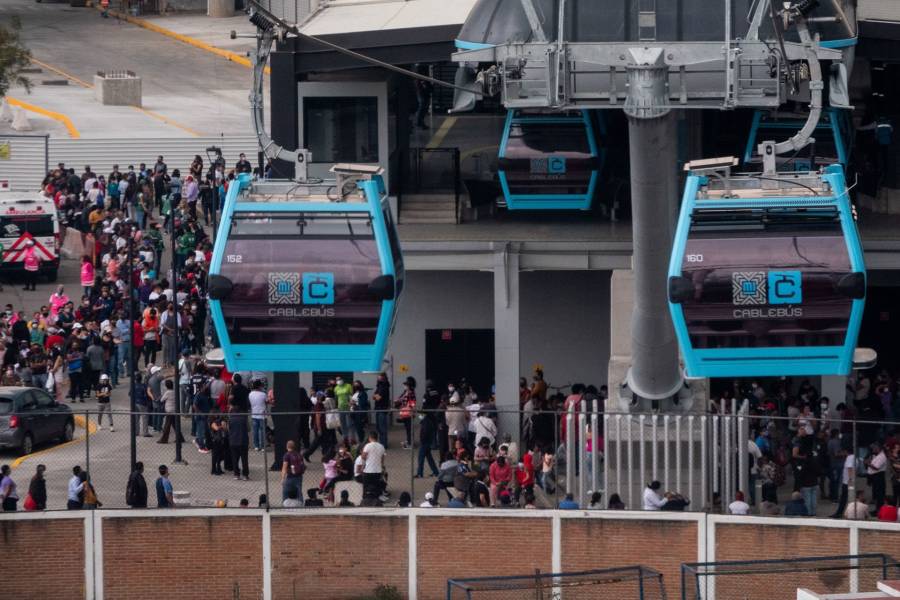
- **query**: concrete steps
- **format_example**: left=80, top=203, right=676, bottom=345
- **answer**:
left=399, top=193, right=457, bottom=224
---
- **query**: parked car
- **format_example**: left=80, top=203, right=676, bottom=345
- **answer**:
left=0, top=386, right=74, bottom=455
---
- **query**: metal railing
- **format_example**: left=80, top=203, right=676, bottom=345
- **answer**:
left=0, top=406, right=894, bottom=515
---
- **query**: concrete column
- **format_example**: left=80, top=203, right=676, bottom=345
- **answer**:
left=821, top=375, right=849, bottom=406
left=270, top=40, right=300, bottom=179
left=493, top=242, right=520, bottom=441
left=271, top=371, right=299, bottom=469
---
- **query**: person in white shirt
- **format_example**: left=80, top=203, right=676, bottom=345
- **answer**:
left=361, top=431, right=387, bottom=502
left=831, top=449, right=855, bottom=518
left=419, top=491, right=438, bottom=508
left=282, top=487, right=303, bottom=508
left=844, top=490, right=869, bottom=520
left=728, top=490, right=751, bottom=515
left=67, top=466, right=85, bottom=509
left=473, top=412, right=498, bottom=447
left=866, top=443, right=888, bottom=511
left=248, top=380, right=269, bottom=451
left=642, top=481, right=668, bottom=510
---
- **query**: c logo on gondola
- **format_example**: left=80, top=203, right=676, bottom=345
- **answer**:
left=267, top=272, right=335, bottom=307
left=732, top=271, right=803, bottom=313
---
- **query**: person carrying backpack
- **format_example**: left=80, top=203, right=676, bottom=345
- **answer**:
left=126, top=462, right=148, bottom=508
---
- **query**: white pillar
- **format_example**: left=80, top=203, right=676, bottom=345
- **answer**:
left=493, top=242, right=520, bottom=442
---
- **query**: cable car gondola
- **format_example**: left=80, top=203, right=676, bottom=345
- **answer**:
left=208, top=166, right=404, bottom=373
left=742, top=108, right=852, bottom=171
left=497, top=110, right=604, bottom=210
left=667, top=160, right=865, bottom=378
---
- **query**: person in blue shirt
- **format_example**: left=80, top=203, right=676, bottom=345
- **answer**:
left=448, top=493, right=468, bottom=508
left=559, top=493, right=579, bottom=510
left=784, top=491, right=808, bottom=517
left=155, top=465, right=174, bottom=508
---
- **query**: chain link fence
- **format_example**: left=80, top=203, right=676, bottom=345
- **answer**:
left=1, top=404, right=896, bottom=514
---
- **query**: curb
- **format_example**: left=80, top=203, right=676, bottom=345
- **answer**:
left=104, top=8, right=270, bottom=74
left=11, top=413, right=97, bottom=469
left=6, top=97, right=80, bottom=139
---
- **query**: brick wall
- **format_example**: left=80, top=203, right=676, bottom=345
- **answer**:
left=417, top=516, right=552, bottom=600
left=0, top=518, right=85, bottom=600
left=562, top=517, right=697, bottom=597
left=714, top=523, right=851, bottom=599
left=102, top=516, right=263, bottom=600
left=271, top=515, right=409, bottom=600
left=858, top=528, right=900, bottom=590
left=6, top=511, right=900, bottom=600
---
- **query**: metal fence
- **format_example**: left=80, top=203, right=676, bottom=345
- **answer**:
left=0, top=135, right=260, bottom=191
left=448, top=566, right=667, bottom=600
left=682, top=554, right=900, bottom=600
left=0, top=406, right=894, bottom=514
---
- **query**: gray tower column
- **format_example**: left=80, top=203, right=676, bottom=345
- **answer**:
left=493, top=242, right=521, bottom=441
left=622, top=48, right=683, bottom=404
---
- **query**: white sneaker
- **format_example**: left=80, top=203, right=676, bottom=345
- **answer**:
left=109, top=427, right=115, bottom=432
left=97, top=425, right=104, bottom=431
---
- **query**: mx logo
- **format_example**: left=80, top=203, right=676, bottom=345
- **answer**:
left=732, top=272, right=767, bottom=305
left=768, top=270, right=802, bottom=304
left=268, top=272, right=302, bottom=305
left=302, top=272, right=334, bottom=305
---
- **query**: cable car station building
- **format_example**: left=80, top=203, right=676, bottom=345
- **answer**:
left=266, top=0, right=900, bottom=411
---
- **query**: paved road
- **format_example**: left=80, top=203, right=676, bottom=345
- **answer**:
left=0, top=0, right=255, bottom=137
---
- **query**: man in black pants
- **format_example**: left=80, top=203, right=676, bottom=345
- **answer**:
left=229, top=402, right=250, bottom=481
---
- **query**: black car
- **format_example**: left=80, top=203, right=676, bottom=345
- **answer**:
left=0, top=386, right=74, bottom=455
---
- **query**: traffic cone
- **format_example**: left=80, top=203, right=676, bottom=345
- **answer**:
left=11, top=108, right=32, bottom=131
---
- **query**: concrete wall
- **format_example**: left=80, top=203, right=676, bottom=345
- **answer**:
left=383, top=269, right=611, bottom=395
left=386, top=270, right=494, bottom=389
left=7, top=510, right=900, bottom=600
left=520, top=270, right=611, bottom=388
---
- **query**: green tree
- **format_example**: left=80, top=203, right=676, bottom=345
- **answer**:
left=0, top=16, right=31, bottom=97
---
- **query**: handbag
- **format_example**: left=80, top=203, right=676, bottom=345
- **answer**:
left=45, top=371, right=55, bottom=392
left=399, top=400, right=414, bottom=421
left=325, top=410, right=341, bottom=430
left=23, top=493, right=36, bottom=511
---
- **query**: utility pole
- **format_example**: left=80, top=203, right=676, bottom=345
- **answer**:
left=127, top=222, right=137, bottom=472
left=170, top=200, right=185, bottom=464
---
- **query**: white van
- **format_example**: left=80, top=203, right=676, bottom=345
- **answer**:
left=0, top=188, right=60, bottom=282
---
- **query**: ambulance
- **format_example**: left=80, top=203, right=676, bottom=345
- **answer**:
left=0, top=180, right=60, bottom=281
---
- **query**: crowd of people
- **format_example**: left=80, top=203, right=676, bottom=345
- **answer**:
left=2, top=154, right=900, bottom=516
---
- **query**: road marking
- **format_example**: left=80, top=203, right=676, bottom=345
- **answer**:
left=131, top=106, right=201, bottom=137
left=103, top=7, right=271, bottom=74
left=30, top=57, right=93, bottom=89
left=11, top=414, right=97, bottom=469
left=425, top=116, right=457, bottom=149
left=6, top=97, right=80, bottom=139
left=29, top=56, right=200, bottom=136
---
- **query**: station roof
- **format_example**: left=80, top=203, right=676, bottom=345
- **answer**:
left=289, top=0, right=478, bottom=73
left=300, top=0, right=478, bottom=36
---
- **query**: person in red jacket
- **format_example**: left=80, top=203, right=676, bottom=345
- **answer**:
left=514, top=451, right=535, bottom=505
left=878, top=497, right=898, bottom=522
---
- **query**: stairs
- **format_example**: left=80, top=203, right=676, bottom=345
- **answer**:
left=398, top=193, right=458, bottom=224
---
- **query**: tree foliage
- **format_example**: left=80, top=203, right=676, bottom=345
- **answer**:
left=0, top=16, right=31, bottom=98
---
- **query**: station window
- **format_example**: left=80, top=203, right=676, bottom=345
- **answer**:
left=304, top=97, right=379, bottom=164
